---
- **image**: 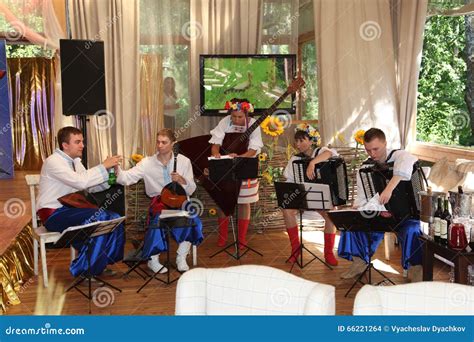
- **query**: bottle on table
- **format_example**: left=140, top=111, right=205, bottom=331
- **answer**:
left=434, top=197, right=443, bottom=243
left=440, top=198, right=451, bottom=246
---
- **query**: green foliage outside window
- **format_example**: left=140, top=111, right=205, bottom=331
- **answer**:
left=417, top=15, right=473, bottom=147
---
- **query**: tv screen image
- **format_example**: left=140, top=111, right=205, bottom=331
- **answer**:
left=200, top=54, right=296, bottom=116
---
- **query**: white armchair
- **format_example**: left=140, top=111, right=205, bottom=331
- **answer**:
left=353, top=282, right=474, bottom=315
left=175, top=265, right=335, bottom=315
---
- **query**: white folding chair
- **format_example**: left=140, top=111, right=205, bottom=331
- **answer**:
left=26, top=174, right=77, bottom=288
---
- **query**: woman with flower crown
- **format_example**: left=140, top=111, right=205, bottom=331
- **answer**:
left=209, top=98, right=264, bottom=249
left=281, top=124, right=339, bottom=266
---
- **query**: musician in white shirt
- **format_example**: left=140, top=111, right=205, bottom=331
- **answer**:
left=282, top=126, right=340, bottom=266
left=37, top=126, right=125, bottom=277
left=209, top=98, right=263, bottom=249
left=116, top=129, right=203, bottom=273
left=338, top=128, right=423, bottom=281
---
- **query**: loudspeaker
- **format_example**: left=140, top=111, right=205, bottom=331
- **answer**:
left=60, top=39, right=106, bottom=115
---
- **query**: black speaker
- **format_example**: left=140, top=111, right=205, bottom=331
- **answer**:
left=60, top=39, right=106, bottom=115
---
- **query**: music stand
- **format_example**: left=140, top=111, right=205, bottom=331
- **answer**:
left=274, top=182, right=334, bottom=272
left=209, top=157, right=263, bottom=260
left=61, top=216, right=125, bottom=313
left=328, top=210, right=398, bottom=297
left=125, top=211, right=196, bottom=293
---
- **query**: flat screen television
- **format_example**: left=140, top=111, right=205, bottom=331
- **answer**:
left=200, top=54, right=297, bottom=116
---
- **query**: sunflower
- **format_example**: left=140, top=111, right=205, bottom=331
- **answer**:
left=208, top=208, right=217, bottom=216
left=261, top=116, right=284, bottom=137
left=262, top=171, right=273, bottom=184
left=258, top=153, right=267, bottom=162
left=309, top=130, right=321, bottom=146
left=354, top=130, right=365, bottom=145
left=131, top=154, right=144, bottom=163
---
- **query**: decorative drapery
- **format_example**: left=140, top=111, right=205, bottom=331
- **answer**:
left=0, top=225, right=34, bottom=313
left=314, top=0, right=427, bottom=148
left=8, top=57, right=56, bottom=170
left=188, top=0, right=264, bottom=138
left=68, top=0, right=140, bottom=167
left=139, top=54, right=164, bottom=156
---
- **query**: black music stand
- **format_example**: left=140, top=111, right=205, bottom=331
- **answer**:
left=274, top=182, right=334, bottom=272
left=328, top=210, right=398, bottom=297
left=209, top=157, right=263, bottom=260
left=62, top=216, right=125, bottom=313
left=125, top=212, right=196, bottom=293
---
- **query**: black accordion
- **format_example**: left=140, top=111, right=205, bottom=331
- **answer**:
left=358, top=160, right=426, bottom=222
left=292, top=157, right=349, bottom=206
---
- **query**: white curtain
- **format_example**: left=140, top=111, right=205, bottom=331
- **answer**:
left=391, top=0, right=428, bottom=148
left=314, top=0, right=427, bottom=148
left=188, top=0, right=264, bottom=138
left=314, top=0, right=399, bottom=146
left=68, top=0, right=140, bottom=167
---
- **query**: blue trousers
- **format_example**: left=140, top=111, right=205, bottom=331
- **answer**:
left=142, top=212, right=204, bottom=259
left=337, top=219, right=423, bottom=269
left=45, top=206, right=125, bottom=277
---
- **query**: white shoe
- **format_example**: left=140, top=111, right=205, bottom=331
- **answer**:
left=147, top=258, right=168, bottom=274
left=340, top=257, right=367, bottom=279
left=176, top=241, right=191, bottom=272
left=176, top=255, right=190, bottom=272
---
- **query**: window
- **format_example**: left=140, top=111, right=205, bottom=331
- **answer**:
left=417, top=15, right=473, bottom=149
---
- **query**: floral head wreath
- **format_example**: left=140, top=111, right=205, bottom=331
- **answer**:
left=224, top=99, right=254, bottom=113
left=295, top=123, right=321, bottom=145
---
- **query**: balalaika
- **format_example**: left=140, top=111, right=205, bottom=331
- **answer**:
left=292, top=156, right=349, bottom=206
left=358, top=151, right=427, bottom=222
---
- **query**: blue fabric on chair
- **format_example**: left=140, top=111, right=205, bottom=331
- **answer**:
left=45, top=206, right=125, bottom=277
left=142, top=212, right=203, bottom=259
left=337, top=219, right=422, bottom=269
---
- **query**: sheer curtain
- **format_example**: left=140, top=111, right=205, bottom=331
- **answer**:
left=391, top=0, right=428, bottom=148
left=314, top=0, right=399, bottom=146
left=188, top=0, right=264, bottom=138
left=68, top=0, right=140, bottom=167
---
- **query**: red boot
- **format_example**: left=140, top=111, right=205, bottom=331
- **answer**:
left=324, top=233, right=338, bottom=266
left=217, top=217, right=229, bottom=247
left=238, top=219, right=250, bottom=249
left=287, top=226, right=301, bottom=263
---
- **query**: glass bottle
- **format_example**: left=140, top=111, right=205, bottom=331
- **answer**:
left=440, top=198, right=451, bottom=246
left=108, top=168, right=116, bottom=185
left=434, top=197, right=443, bottom=243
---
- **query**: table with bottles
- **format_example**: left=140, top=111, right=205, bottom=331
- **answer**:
left=420, top=235, right=474, bottom=285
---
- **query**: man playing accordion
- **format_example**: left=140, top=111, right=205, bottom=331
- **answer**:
left=338, top=128, right=423, bottom=281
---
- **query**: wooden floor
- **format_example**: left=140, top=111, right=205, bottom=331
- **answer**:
left=2, top=171, right=451, bottom=316
left=5, top=230, right=451, bottom=316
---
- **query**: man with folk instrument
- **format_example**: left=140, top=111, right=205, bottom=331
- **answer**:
left=116, top=129, right=203, bottom=273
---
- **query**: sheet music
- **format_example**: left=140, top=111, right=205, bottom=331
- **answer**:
left=302, top=182, right=333, bottom=210
left=208, top=155, right=234, bottom=160
left=160, top=209, right=192, bottom=219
